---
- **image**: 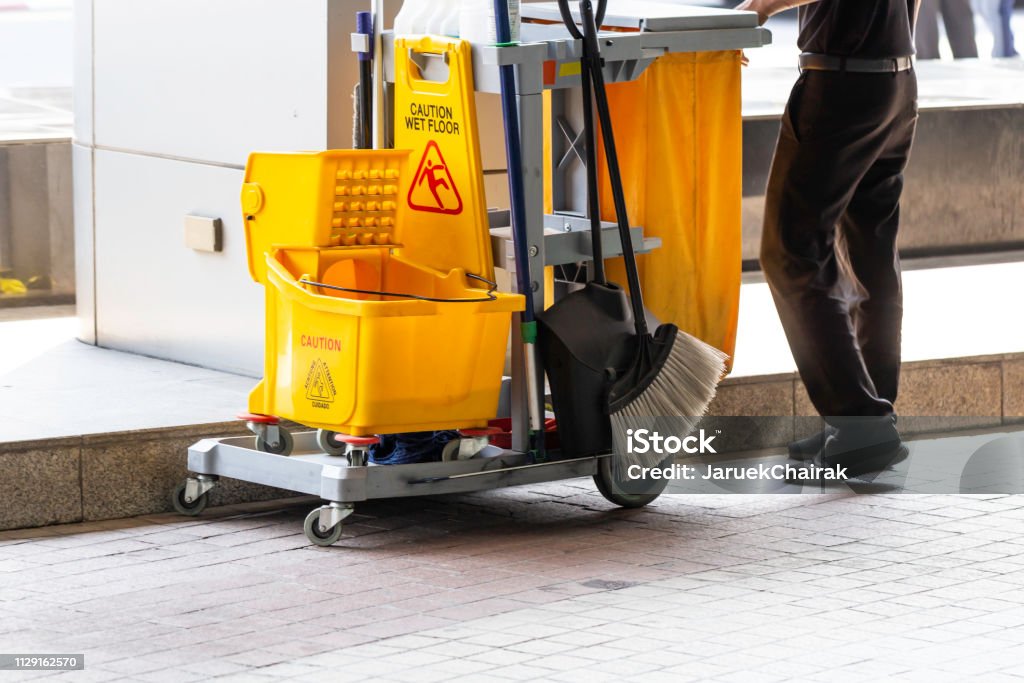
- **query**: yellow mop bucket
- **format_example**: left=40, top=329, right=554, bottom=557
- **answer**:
left=242, top=147, right=523, bottom=436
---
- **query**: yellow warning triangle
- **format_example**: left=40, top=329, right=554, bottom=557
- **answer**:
left=408, top=141, right=463, bottom=215
left=305, top=360, right=335, bottom=403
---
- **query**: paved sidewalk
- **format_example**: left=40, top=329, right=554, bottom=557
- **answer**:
left=4, top=480, right=1024, bottom=681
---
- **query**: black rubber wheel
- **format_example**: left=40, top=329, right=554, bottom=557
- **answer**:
left=593, top=455, right=669, bottom=508
left=171, top=481, right=208, bottom=516
left=303, top=508, right=343, bottom=547
left=256, top=428, right=294, bottom=456
left=316, top=429, right=348, bottom=457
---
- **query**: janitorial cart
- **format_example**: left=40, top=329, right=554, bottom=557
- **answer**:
left=172, top=0, right=770, bottom=545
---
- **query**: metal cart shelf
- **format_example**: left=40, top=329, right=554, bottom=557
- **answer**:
left=175, top=7, right=770, bottom=546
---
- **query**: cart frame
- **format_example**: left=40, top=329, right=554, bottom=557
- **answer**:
left=175, top=14, right=770, bottom=545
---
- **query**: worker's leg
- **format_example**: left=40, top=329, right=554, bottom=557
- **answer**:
left=836, top=161, right=905, bottom=407
left=941, top=0, right=980, bottom=58
left=999, top=0, right=1019, bottom=56
left=761, top=72, right=898, bottom=420
left=837, top=75, right=918, bottom=406
left=972, top=0, right=1006, bottom=57
left=916, top=0, right=942, bottom=59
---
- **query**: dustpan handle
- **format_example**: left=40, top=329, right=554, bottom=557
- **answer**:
left=556, top=0, right=607, bottom=39
left=558, top=0, right=609, bottom=285
left=578, top=0, right=650, bottom=335
left=580, top=33, right=605, bottom=284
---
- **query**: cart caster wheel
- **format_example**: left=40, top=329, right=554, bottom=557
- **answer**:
left=256, top=428, right=294, bottom=456
left=172, top=481, right=209, bottom=516
left=346, top=451, right=368, bottom=467
left=317, top=430, right=348, bottom=457
left=329, top=435, right=377, bottom=466
left=304, top=507, right=343, bottom=547
left=593, top=456, right=669, bottom=509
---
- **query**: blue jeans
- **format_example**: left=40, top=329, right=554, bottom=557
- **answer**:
left=999, top=0, right=1018, bottom=56
left=973, top=0, right=1018, bottom=56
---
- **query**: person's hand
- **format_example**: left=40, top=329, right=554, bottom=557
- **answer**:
left=735, top=0, right=770, bottom=25
left=735, top=0, right=768, bottom=66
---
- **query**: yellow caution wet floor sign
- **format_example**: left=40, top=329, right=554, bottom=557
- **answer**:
left=393, top=36, right=495, bottom=280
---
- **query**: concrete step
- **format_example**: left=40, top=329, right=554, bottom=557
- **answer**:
left=740, top=59, right=1024, bottom=264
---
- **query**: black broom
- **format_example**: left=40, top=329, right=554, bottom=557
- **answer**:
left=571, top=0, right=729, bottom=469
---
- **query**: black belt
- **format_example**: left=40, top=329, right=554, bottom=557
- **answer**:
left=799, top=53, right=913, bottom=73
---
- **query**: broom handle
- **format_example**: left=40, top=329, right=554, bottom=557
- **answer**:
left=579, top=0, right=650, bottom=336
left=556, top=0, right=607, bottom=38
left=557, top=0, right=607, bottom=284
left=580, top=39, right=605, bottom=284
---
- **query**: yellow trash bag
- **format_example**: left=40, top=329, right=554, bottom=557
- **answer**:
left=0, top=277, right=27, bottom=295
left=545, top=51, right=742, bottom=372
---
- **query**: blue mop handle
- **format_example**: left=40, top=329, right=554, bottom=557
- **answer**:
left=355, top=11, right=374, bottom=150
left=493, top=0, right=544, bottom=445
left=356, top=11, right=373, bottom=61
left=493, top=0, right=534, bottom=325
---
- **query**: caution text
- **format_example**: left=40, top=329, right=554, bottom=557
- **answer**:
left=405, top=102, right=460, bottom=136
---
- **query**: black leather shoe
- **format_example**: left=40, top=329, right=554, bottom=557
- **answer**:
left=788, top=426, right=837, bottom=461
left=789, top=416, right=908, bottom=481
left=820, top=436, right=909, bottom=479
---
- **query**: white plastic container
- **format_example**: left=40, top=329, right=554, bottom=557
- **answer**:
left=393, top=0, right=435, bottom=35
left=426, top=0, right=461, bottom=36
left=438, top=0, right=462, bottom=37
left=392, top=0, right=416, bottom=34
left=459, top=0, right=521, bottom=44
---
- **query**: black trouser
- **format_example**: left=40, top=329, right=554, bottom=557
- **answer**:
left=760, top=68, right=918, bottom=421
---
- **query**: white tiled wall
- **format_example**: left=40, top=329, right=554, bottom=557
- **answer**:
left=73, top=0, right=93, bottom=146
left=93, top=150, right=262, bottom=375
left=78, top=0, right=367, bottom=373
left=76, top=0, right=511, bottom=374
left=91, top=0, right=341, bottom=165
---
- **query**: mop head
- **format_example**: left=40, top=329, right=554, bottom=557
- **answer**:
left=609, top=323, right=729, bottom=471
left=352, top=82, right=362, bottom=148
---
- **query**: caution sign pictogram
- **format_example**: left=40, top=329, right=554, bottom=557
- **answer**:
left=305, top=358, right=336, bottom=407
left=408, top=140, right=463, bottom=215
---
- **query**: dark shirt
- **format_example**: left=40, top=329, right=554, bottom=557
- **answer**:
left=798, top=0, right=918, bottom=58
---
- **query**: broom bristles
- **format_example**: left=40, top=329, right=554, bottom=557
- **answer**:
left=611, top=331, right=729, bottom=471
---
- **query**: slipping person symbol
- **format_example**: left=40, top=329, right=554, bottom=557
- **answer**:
left=419, top=159, right=450, bottom=209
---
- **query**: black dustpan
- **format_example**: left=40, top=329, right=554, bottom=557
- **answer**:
left=537, top=0, right=629, bottom=458
left=537, top=281, right=636, bottom=458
